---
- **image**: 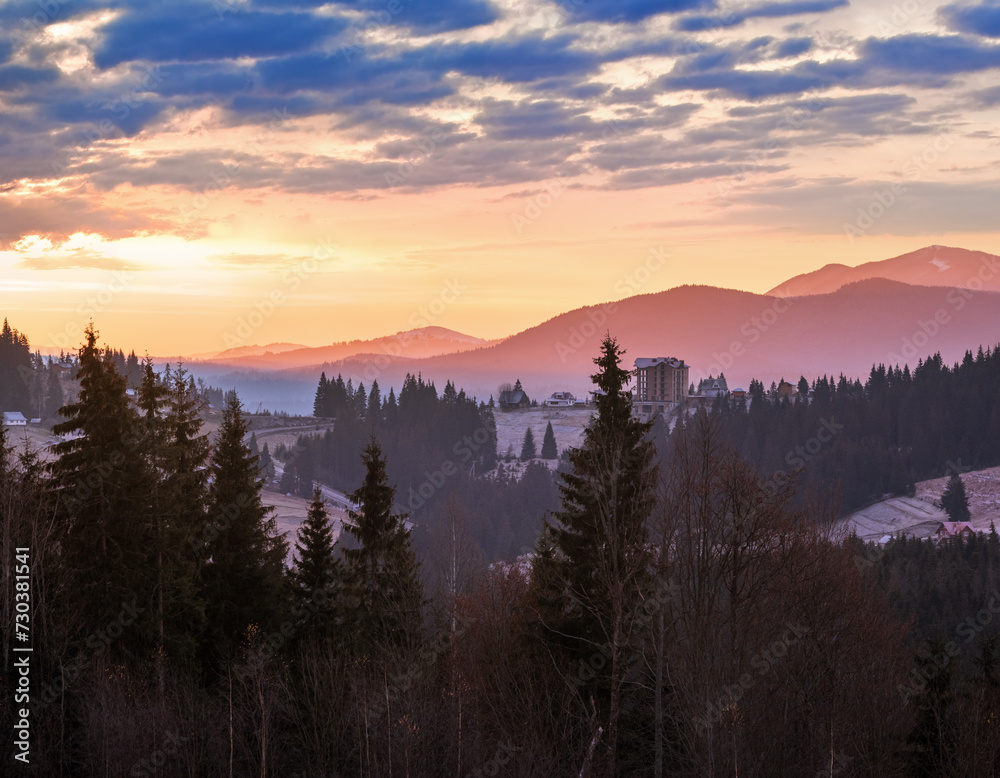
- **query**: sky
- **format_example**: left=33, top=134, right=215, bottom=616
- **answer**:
left=1, top=0, right=999, bottom=355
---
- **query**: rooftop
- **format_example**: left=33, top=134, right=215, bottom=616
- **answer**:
left=635, top=357, right=688, bottom=369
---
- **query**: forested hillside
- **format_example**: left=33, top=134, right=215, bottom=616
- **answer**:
left=664, top=346, right=1000, bottom=515
left=2, top=322, right=999, bottom=775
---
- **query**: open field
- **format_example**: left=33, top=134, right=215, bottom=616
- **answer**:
left=839, top=465, right=1000, bottom=542
left=493, top=407, right=593, bottom=460
left=261, top=487, right=348, bottom=565
left=1, top=425, right=60, bottom=463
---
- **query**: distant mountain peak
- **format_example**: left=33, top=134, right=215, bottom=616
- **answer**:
left=200, top=326, right=488, bottom=370
left=768, top=245, right=1000, bottom=297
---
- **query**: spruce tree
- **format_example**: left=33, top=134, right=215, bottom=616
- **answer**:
left=44, top=362, right=63, bottom=419
left=200, top=390, right=288, bottom=661
left=520, top=426, right=537, bottom=461
left=135, top=359, right=172, bottom=674
left=0, top=318, right=32, bottom=414
left=534, top=334, right=658, bottom=774
left=158, top=366, right=210, bottom=664
left=289, top=489, right=340, bottom=638
left=50, top=324, right=156, bottom=659
left=259, top=442, right=275, bottom=482
left=541, top=421, right=558, bottom=459
left=941, top=474, right=971, bottom=522
left=314, top=372, right=331, bottom=417
left=906, top=635, right=957, bottom=776
left=343, top=436, right=422, bottom=655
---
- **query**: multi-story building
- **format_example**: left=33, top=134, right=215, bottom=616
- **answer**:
left=633, top=357, right=689, bottom=417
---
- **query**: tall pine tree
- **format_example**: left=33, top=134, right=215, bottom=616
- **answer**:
left=50, top=324, right=156, bottom=660
left=535, top=334, right=658, bottom=775
left=343, top=436, right=422, bottom=656
left=200, top=390, right=287, bottom=662
left=520, top=426, right=537, bottom=461
left=541, top=421, right=558, bottom=459
left=158, top=365, right=210, bottom=666
left=941, top=474, right=971, bottom=522
left=289, top=489, right=341, bottom=639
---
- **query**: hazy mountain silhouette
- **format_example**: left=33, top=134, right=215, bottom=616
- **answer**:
left=285, top=277, right=1000, bottom=404
left=768, top=245, right=1000, bottom=297
left=204, top=326, right=491, bottom=370
left=210, top=342, right=310, bottom=359
left=184, top=246, right=1000, bottom=413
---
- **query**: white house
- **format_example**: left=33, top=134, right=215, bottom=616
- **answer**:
left=2, top=411, right=27, bottom=427
left=544, top=391, right=576, bottom=407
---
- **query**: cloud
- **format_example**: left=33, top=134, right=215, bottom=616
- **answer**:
left=474, top=99, right=597, bottom=140
left=661, top=35, right=1000, bottom=99
left=723, top=178, right=1000, bottom=235
left=969, top=84, right=1000, bottom=106
left=603, top=161, right=789, bottom=189
left=207, top=252, right=305, bottom=267
left=0, top=0, right=997, bottom=241
left=345, top=0, right=500, bottom=34
left=859, top=33, right=1000, bottom=74
left=253, top=0, right=500, bottom=33
left=0, top=63, right=60, bottom=90
left=941, top=2, right=1000, bottom=38
left=17, top=252, right=135, bottom=271
left=775, top=37, right=814, bottom=57
left=94, top=5, right=347, bottom=68
left=674, top=0, right=848, bottom=31
left=565, top=0, right=710, bottom=24
left=0, top=191, right=166, bottom=249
